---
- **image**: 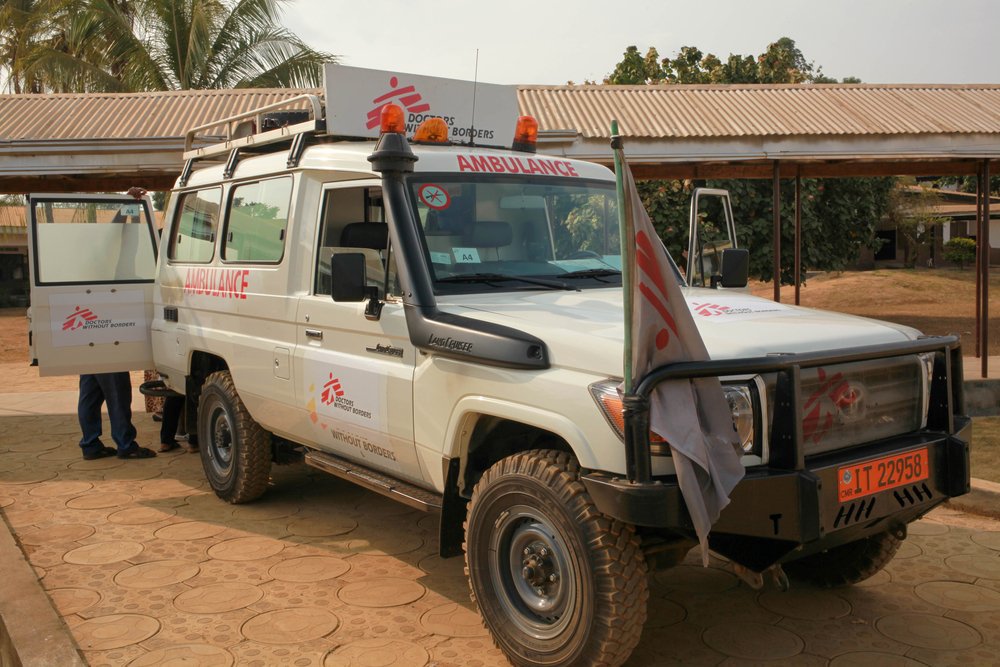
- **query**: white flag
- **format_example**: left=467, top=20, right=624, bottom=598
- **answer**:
left=618, top=147, right=745, bottom=566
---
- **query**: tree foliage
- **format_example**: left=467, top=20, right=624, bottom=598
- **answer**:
left=943, top=237, right=976, bottom=269
left=884, top=182, right=947, bottom=268
left=2, top=0, right=334, bottom=93
left=606, top=38, right=891, bottom=283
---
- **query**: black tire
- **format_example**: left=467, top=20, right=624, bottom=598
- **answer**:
left=784, top=530, right=902, bottom=588
left=197, top=370, right=272, bottom=503
left=464, top=450, right=648, bottom=667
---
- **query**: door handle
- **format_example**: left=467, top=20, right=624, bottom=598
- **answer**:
left=305, top=329, right=323, bottom=340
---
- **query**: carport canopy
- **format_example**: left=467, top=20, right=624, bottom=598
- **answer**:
left=1, top=83, right=997, bottom=374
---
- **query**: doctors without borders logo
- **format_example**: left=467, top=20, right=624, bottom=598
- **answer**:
left=62, top=306, right=98, bottom=331
left=366, top=76, right=431, bottom=130
left=61, top=305, right=138, bottom=332
left=320, top=373, right=345, bottom=406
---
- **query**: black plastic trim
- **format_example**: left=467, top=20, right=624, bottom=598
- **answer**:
left=369, top=133, right=550, bottom=370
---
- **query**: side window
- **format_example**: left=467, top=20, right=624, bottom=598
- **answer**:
left=223, top=177, right=292, bottom=263
left=168, top=188, right=221, bottom=263
left=315, top=186, right=396, bottom=297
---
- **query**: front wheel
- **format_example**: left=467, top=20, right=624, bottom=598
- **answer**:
left=464, top=450, right=648, bottom=667
left=197, top=371, right=272, bottom=503
left=784, top=529, right=902, bottom=587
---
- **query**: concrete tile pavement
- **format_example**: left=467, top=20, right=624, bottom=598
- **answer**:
left=1, top=369, right=999, bottom=666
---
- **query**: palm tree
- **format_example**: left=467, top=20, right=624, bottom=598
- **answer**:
left=0, top=0, right=56, bottom=92
left=11, top=0, right=334, bottom=93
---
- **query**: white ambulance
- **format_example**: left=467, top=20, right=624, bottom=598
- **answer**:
left=26, top=66, right=971, bottom=667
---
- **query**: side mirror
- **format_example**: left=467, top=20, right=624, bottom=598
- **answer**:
left=715, top=248, right=749, bottom=289
left=331, top=252, right=367, bottom=302
left=331, top=252, right=384, bottom=320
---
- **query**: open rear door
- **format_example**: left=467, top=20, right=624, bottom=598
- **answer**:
left=26, top=194, right=158, bottom=376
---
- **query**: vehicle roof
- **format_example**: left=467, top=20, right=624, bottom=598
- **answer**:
left=179, top=140, right=615, bottom=189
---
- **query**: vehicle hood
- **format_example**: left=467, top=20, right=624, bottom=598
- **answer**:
left=436, top=287, right=920, bottom=376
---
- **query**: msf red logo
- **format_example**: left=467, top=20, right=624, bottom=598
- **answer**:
left=320, top=373, right=345, bottom=406
left=62, top=306, right=97, bottom=331
left=636, top=230, right=679, bottom=351
left=802, top=368, right=865, bottom=444
left=366, top=76, right=431, bottom=130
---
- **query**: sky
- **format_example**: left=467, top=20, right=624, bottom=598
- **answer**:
left=282, top=0, right=998, bottom=86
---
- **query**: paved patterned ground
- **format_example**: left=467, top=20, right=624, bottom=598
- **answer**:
left=2, top=409, right=1000, bottom=666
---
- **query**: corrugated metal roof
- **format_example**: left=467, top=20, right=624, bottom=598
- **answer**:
left=4, top=84, right=1000, bottom=143
left=517, top=84, right=1000, bottom=139
left=0, top=88, right=320, bottom=141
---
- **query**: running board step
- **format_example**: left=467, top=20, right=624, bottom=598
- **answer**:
left=304, top=450, right=443, bottom=512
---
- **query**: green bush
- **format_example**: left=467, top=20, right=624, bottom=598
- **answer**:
left=944, top=237, right=977, bottom=269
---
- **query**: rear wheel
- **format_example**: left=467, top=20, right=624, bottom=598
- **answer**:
left=198, top=371, right=271, bottom=503
left=464, top=450, right=648, bottom=667
left=784, top=530, right=902, bottom=587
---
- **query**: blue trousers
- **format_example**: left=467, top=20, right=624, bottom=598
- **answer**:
left=78, top=372, right=138, bottom=455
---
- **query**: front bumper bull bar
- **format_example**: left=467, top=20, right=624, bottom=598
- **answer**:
left=581, top=336, right=972, bottom=571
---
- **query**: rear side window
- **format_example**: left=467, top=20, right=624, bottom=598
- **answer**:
left=223, top=177, right=292, bottom=263
left=169, top=188, right=221, bottom=263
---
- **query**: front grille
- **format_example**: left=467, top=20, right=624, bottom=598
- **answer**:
left=767, top=355, right=926, bottom=458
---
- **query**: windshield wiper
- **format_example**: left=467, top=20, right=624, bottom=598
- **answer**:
left=560, top=268, right=622, bottom=281
left=437, top=272, right=578, bottom=291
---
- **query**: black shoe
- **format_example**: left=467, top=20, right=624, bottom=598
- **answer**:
left=83, top=446, right=116, bottom=460
left=117, top=446, right=157, bottom=459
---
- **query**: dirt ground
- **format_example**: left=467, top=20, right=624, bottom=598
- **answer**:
left=749, top=267, right=1000, bottom=355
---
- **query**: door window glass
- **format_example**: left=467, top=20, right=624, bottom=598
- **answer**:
left=223, top=177, right=293, bottom=263
left=169, top=188, right=221, bottom=263
left=32, top=198, right=156, bottom=284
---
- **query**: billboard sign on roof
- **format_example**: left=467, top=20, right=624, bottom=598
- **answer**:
left=323, top=64, right=518, bottom=147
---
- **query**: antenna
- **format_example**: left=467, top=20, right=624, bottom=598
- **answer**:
left=470, top=49, right=479, bottom=147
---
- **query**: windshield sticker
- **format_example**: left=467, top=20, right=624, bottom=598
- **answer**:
left=419, top=184, right=451, bottom=210
left=457, top=154, right=579, bottom=177
left=452, top=248, right=481, bottom=263
left=430, top=251, right=452, bottom=264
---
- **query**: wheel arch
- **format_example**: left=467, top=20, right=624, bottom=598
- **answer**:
left=442, top=397, right=601, bottom=498
left=436, top=398, right=602, bottom=560
left=183, top=351, right=229, bottom=440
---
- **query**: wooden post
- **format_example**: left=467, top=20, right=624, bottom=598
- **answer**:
left=976, top=165, right=983, bottom=358
left=794, top=172, right=802, bottom=306
left=773, top=161, right=781, bottom=303
left=983, top=159, right=991, bottom=379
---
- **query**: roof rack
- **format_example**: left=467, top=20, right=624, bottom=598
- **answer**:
left=182, top=94, right=326, bottom=161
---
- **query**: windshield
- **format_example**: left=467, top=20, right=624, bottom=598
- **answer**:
left=408, top=173, right=683, bottom=292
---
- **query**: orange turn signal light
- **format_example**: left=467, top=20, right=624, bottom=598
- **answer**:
left=512, top=115, right=538, bottom=152
left=379, top=103, right=405, bottom=134
left=413, top=117, right=450, bottom=143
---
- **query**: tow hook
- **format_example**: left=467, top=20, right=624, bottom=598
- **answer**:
left=731, top=562, right=790, bottom=592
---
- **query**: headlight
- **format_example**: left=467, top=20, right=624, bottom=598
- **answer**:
left=590, top=379, right=759, bottom=456
left=722, top=383, right=756, bottom=454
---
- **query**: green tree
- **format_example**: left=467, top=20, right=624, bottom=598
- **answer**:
left=605, top=38, right=886, bottom=283
left=885, top=182, right=947, bottom=268
left=605, top=45, right=664, bottom=85
left=9, top=0, right=333, bottom=93
left=943, top=237, right=976, bottom=269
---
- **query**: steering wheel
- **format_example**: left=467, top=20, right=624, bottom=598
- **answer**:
left=567, top=250, right=601, bottom=260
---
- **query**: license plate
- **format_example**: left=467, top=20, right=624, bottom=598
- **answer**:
left=837, top=448, right=930, bottom=502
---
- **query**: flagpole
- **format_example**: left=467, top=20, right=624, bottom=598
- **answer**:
left=612, top=120, right=633, bottom=394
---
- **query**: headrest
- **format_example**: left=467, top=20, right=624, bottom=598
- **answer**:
left=468, top=220, right=512, bottom=248
left=340, top=222, right=388, bottom=250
